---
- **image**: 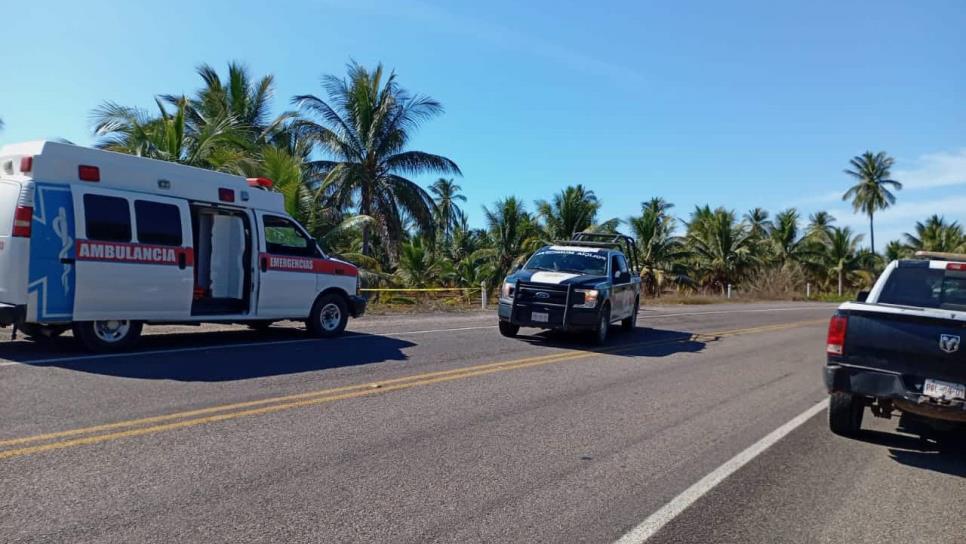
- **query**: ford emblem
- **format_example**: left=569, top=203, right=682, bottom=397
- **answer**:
left=535, top=292, right=551, bottom=299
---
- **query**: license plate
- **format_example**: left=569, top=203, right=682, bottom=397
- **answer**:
left=923, top=378, right=966, bottom=400
left=531, top=312, right=549, bottom=323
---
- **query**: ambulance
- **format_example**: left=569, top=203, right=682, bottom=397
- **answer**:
left=0, top=141, right=366, bottom=352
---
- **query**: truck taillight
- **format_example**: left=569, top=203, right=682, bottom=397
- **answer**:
left=12, top=205, right=32, bottom=237
left=826, top=315, right=848, bottom=356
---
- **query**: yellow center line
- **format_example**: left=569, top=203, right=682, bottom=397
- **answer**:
left=0, top=318, right=824, bottom=461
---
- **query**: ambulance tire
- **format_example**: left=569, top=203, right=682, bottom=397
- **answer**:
left=307, top=294, right=349, bottom=338
left=73, top=320, right=144, bottom=353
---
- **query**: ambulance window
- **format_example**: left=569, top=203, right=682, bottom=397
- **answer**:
left=135, top=200, right=182, bottom=246
left=84, top=194, right=131, bottom=242
left=263, top=215, right=318, bottom=258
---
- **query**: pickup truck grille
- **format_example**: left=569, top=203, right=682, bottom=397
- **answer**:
left=515, top=282, right=571, bottom=306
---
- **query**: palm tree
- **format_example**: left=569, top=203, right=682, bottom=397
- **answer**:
left=770, top=208, right=815, bottom=267
left=535, top=184, right=616, bottom=240
left=884, top=240, right=911, bottom=262
left=843, top=151, right=902, bottom=255
left=903, top=215, right=965, bottom=253
left=293, top=62, right=461, bottom=263
left=91, top=97, right=243, bottom=170
left=628, top=198, right=689, bottom=296
left=806, top=211, right=836, bottom=241
left=394, top=238, right=443, bottom=288
left=823, top=226, right=866, bottom=296
left=686, top=207, right=761, bottom=294
left=429, top=178, right=466, bottom=243
left=743, top=207, right=773, bottom=239
left=482, top=197, right=541, bottom=281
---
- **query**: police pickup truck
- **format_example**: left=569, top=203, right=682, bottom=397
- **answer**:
left=497, top=232, right=641, bottom=344
left=825, top=251, right=966, bottom=438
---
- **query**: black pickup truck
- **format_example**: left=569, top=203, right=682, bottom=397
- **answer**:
left=824, top=252, right=966, bottom=438
left=497, top=232, right=642, bottom=344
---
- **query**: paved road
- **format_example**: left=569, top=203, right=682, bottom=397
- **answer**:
left=0, top=303, right=962, bottom=543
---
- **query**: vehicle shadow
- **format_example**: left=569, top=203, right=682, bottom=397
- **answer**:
left=514, top=326, right=707, bottom=357
left=4, top=330, right=415, bottom=382
left=856, top=429, right=966, bottom=479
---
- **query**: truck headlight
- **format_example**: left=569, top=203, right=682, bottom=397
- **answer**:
left=501, top=282, right=515, bottom=299
left=574, top=289, right=599, bottom=308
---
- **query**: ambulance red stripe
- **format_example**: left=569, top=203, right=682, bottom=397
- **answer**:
left=260, top=253, right=358, bottom=277
left=76, top=240, right=194, bottom=266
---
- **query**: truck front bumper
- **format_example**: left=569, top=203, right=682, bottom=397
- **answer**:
left=498, top=300, right=600, bottom=330
left=0, top=303, right=25, bottom=327
left=825, top=363, right=966, bottom=421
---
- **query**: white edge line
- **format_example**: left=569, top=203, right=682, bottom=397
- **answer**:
left=614, top=399, right=829, bottom=544
left=0, top=325, right=498, bottom=367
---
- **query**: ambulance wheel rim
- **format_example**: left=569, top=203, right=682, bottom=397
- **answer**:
left=93, top=320, right=131, bottom=343
left=320, top=303, right=342, bottom=331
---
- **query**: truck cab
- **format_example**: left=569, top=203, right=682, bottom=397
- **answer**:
left=0, top=141, right=365, bottom=352
left=497, top=232, right=642, bottom=344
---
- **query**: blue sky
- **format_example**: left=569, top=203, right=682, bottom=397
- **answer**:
left=1, top=0, right=964, bottom=247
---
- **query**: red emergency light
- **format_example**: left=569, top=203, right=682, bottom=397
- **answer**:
left=218, top=188, right=236, bottom=203
left=19, top=156, right=32, bottom=173
left=78, top=165, right=100, bottom=182
left=948, top=263, right=966, bottom=271
left=247, top=177, right=274, bottom=189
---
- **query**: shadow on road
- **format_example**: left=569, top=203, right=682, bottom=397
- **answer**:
left=856, top=429, right=966, bottom=479
left=514, top=326, right=707, bottom=357
left=4, top=330, right=415, bottom=382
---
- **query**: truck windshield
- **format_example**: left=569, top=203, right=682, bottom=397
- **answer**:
left=525, top=250, right=608, bottom=276
left=878, top=266, right=966, bottom=311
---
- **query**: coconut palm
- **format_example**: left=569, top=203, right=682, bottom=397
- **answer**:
left=770, top=208, right=816, bottom=267
left=686, top=207, right=761, bottom=294
left=394, top=238, right=443, bottom=288
left=430, top=178, right=466, bottom=243
left=535, top=184, right=617, bottom=241
left=903, top=215, right=965, bottom=253
left=743, top=207, right=773, bottom=239
left=806, top=211, right=836, bottom=241
left=823, top=226, right=866, bottom=296
left=482, top=197, right=542, bottom=281
left=91, top=97, right=244, bottom=170
left=843, top=151, right=902, bottom=255
left=884, top=240, right=911, bottom=262
left=628, top=198, right=689, bottom=296
left=293, top=62, right=461, bottom=263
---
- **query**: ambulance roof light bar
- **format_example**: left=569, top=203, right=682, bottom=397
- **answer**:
left=247, top=177, right=274, bottom=189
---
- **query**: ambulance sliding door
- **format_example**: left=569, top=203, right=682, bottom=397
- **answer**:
left=72, top=187, right=194, bottom=321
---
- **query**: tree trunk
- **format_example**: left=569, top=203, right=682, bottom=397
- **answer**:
left=838, top=269, right=844, bottom=296
left=360, top=186, right=372, bottom=257
left=869, top=212, right=875, bottom=256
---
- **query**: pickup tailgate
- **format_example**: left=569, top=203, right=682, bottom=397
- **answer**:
left=843, top=307, right=966, bottom=384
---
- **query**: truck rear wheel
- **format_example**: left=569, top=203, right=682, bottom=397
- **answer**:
left=307, top=294, right=349, bottom=338
left=499, top=321, right=519, bottom=338
left=828, top=392, right=864, bottom=437
left=73, top=320, right=143, bottom=353
left=622, top=298, right=639, bottom=331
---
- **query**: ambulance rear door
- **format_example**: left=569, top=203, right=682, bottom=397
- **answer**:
left=73, top=187, right=194, bottom=321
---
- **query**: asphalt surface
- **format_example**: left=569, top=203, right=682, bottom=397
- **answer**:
left=0, top=302, right=962, bottom=543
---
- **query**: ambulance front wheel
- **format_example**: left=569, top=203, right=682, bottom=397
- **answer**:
left=307, top=294, right=349, bottom=338
left=73, top=320, right=143, bottom=353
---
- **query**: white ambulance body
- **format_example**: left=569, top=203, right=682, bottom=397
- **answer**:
left=0, top=141, right=365, bottom=351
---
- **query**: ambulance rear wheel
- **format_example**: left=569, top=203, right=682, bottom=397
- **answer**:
left=307, top=294, right=349, bottom=338
left=73, top=320, right=143, bottom=353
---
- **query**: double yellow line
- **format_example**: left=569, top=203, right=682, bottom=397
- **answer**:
left=0, top=318, right=825, bottom=461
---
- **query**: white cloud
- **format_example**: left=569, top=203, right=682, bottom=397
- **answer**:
left=894, top=149, right=966, bottom=189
